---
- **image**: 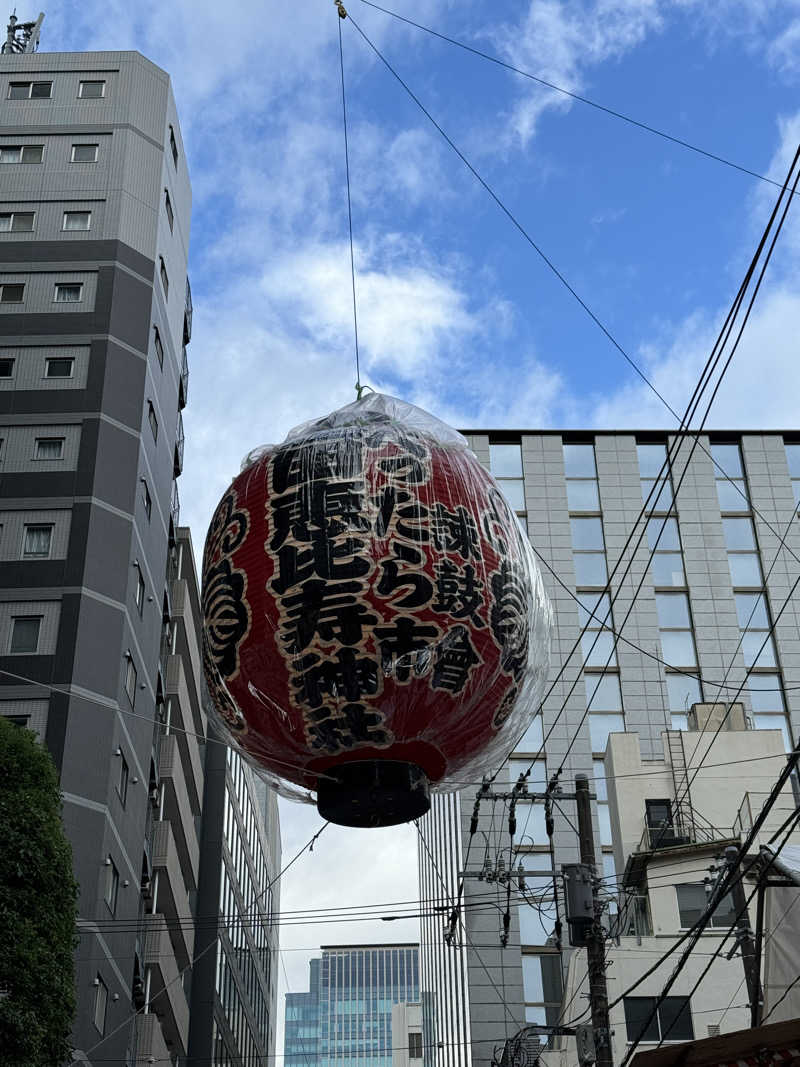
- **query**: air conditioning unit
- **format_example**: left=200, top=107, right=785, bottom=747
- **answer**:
left=688, top=702, right=746, bottom=732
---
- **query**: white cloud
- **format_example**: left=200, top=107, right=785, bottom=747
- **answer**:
left=491, top=0, right=663, bottom=146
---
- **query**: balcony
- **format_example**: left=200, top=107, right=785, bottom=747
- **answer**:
left=134, top=1012, right=171, bottom=1065
left=164, top=654, right=204, bottom=809
left=173, top=410, right=184, bottom=477
left=183, top=278, right=192, bottom=344
left=151, top=820, right=194, bottom=969
left=734, top=790, right=798, bottom=843
left=159, top=734, right=199, bottom=891
left=179, top=345, right=189, bottom=408
left=170, top=480, right=180, bottom=534
left=143, top=914, right=189, bottom=1056
left=624, top=804, right=738, bottom=887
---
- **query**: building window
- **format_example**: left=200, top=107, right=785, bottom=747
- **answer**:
left=93, top=975, right=108, bottom=1034
left=666, top=673, right=703, bottom=732
left=0, top=283, right=24, bottom=303
left=45, top=357, right=74, bottom=378
left=70, top=143, right=98, bottom=163
left=408, top=1032, right=423, bottom=1059
left=489, top=442, right=526, bottom=525
left=0, top=145, right=43, bottom=163
left=135, top=565, right=145, bottom=615
left=147, top=401, right=158, bottom=441
left=63, top=210, right=91, bottom=231
left=159, top=257, right=169, bottom=297
left=54, top=283, right=83, bottom=303
left=747, top=675, right=792, bottom=749
left=585, top=674, right=623, bottom=752
left=522, top=953, right=563, bottom=1034
left=637, top=443, right=674, bottom=512
left=0, top=358, right=14, bottom=377
left=125, top=655, right=137, bottom=706
left=118, top=753, right=129, bottom=806
left=169, top=125, right=178, bottom=167
left=8, top=81, right=52, bottom=99
left=0, top=212, right=35, bottom=232
left=675, top=884, right=736, bottom=929
left=153, top=327, right=164, bottom=368
left=577, top=591, right=616, bottom=668
left=78, top=79, right=105, bottom=98
left=645, top=516, right=685, bottom=587
left=509, top=759, right=547, bottom=842
left=34, top=437, right=64, bottom=460
left=655, top=592, right=698, bottom=668
left=141, top=479, right=152, bottom=520
left=164, top=189, right=174, bottom=231
left=23, top=524, right=53, bottom=558
left=10, top=616, right=41, bottom=654
left=105, top=856, right=119, bottom=913
left=713, top=442, right=750, bottom=512
left=624, top=997, right=693, bottom=1043
left=785, top=440, right=800, bottom=508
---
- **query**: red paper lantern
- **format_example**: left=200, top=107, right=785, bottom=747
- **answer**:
left=202, top=395, right=551, bottom=826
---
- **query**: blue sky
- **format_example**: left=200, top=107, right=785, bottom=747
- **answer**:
left=43, top=0, right=800, bottom=1049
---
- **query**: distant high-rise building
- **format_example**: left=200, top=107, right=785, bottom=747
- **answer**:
left=285, top=957, right=321, bottom=1067
left=0, top=42, right=195, bottom=1061
left=419, top=430, right=800, bottom=1067
left=286, top=944, right=421, bottom=1067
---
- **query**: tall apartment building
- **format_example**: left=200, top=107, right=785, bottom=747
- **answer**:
left=189, top=737, right=282, bottom=1066
left=0, top=45, right=195, bottom=1062
left=418, top=430, right=800, bottom=1067
left=285, top=944, right=421, bottom=1067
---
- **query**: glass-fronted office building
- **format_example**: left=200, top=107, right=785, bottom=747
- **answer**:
left=286, top=944, right=420, bottom=1067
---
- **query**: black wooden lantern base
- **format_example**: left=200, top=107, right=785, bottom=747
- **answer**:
left=316, top=760, right=431, bottom=828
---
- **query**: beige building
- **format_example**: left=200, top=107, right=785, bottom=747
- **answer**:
left=551, top=710, right=798, bottom=1066
left=392, top=1002, right=424, bottom=1067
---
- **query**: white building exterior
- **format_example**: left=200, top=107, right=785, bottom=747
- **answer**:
left=552, top=717, right=799, bottom=1066
left=393, top=1002, right=425, bottom=1067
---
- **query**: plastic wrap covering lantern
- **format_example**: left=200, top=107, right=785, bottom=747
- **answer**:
left=202, top=394, right=552, bottom=827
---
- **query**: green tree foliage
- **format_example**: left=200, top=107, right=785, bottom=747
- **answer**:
left=0, top=716, right=78, bottom=1065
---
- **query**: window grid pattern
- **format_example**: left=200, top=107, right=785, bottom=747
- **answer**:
left=489, top=442, right=527, bottom=529
left=714, top=443, right=791, bottom=749
left=564, top=442, right=624, bottom=755
left=215, top=748, right=277, bottom=1065
left=318, top=946, right=420, bottom=1067
left=637, top=443, right=703, bottom=731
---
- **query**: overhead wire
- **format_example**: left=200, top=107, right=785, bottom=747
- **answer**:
left=617, top=727, right=800, bottom=1067
left=338, top=16, right=800, bottom=943
left=82, top=821, right=329, bottom=1058
left=355, top=0, right=795, bottom=198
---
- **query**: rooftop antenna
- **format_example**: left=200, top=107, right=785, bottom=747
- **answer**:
left=2, top=11, right=44, bottom=54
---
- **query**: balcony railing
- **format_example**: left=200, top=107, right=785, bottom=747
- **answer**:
left=173, top=411, right=184, bottom=477
left=179, top=345, right=189, bottom=408
left=183, top=277, right=192, bottom=344
left=170, top=480, right=180, bottom=531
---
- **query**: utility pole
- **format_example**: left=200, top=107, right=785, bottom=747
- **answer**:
left=724, top=845, right=762, bottom=1025
left=576, top=773, right=613, bottom=1067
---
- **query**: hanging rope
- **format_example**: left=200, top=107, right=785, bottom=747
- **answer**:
left=336, top=2, right=363, bottom=398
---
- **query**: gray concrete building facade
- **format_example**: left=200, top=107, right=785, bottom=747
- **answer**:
left=0, top=47, right=195, bottom=1063
left=418, top=429, right=800, bottom=1067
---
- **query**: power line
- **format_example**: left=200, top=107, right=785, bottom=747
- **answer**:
left=82, top=822, right=329, bottom=1059
left=355, top=0, right=793, bottom=197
